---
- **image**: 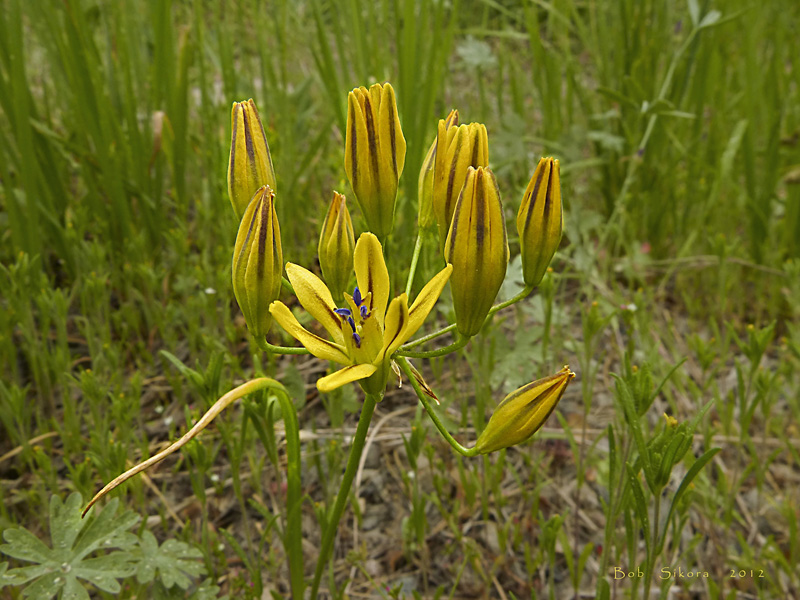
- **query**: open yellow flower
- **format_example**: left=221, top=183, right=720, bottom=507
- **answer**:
left=269, top=233, right=452, bottom=395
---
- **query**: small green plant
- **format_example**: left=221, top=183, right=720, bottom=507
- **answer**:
left=0, top=492, right=221, bottom=599
left=83, top=80, right=575, bottom=599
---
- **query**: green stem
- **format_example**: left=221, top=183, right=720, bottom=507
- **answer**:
left=257, top=336, right=311, bottom=355
left=400, top=285, right=534, bottom=351
left=404, top=231, right=425, bottom=298
left=272, top=389, right=305, bottom=600
left=397, top=332, right=468, bottom=358
left=281, top=276, right=295, bottom=294
left=309, top=393, right=378, bottom=598
left=396, top=357, right=479, bottom=457
left=402, top=323, right=457, bottom=350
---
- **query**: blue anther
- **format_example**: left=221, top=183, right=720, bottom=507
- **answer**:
left=347, top=317, right=356, bottom=332
left=353, top=287, right=363, bottom=305
left=352, top=332, right=362, bottom=348
left=334, top=308, right=352, bottom=317
left=359, top=305, right=369, bottom=319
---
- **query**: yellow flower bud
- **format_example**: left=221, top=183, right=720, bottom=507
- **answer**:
left=318, top=192, right=355, bottom=300
left=444, top=166, right=509, bottom=337
left=475, top=366, right=575, bottom=454
left=344, top=83, right=406, bottom=238
left=433, top=121, right=488, bottom=252
left=516, top=157, right=562, bottom=287
left=232, top=186, right=283, bottom=338
left=227, top=99, right=277, bottom=219
left=418, top=109, right=458, bottom=231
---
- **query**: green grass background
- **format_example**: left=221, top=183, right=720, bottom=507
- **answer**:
left=2, top=0, right=800, bottom=598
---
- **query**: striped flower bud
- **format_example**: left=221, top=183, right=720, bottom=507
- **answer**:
left=418, top=109, right=458, bottom=231
left=444, top=167, right=509, bottom=337
left=227, top=99, right=277, bottom=219
left=516, top=157, right=563, bottom=287
left=318, top=192, right=355, bottom=300
left=344, top=83, right=406, bottom=239
left=475, top=366, right=575, bottom=454
left=433, top=121, right=488, bottom=252
left=232, top=186, right=283, bottom=338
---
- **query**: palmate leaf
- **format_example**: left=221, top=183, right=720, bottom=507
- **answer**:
left=0, top=492, right=138, bottom=599
left=132, top=530, right=205, bottom=590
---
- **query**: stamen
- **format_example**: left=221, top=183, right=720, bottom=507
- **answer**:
left=334, top=308, right=352, bottom=317
left=352, top=332, right=362, bottom=347
left=353, top=287, right=363, bottom=305
left=347, top=317, right=356, bottom=332
left=360, top=305, right=369, bottom=319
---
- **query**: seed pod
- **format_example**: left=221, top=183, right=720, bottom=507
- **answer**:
left=433, top=122, right=488, bottom=252
left=418, top=109, right=458, bottom=231
left=232, top=186, right=283, bottom=338
left=227, top=99, right=277, bottom=219
left=475, top=366, right=575, bottom=454
left=444, top=166, right=508, bottom=337
left=516, top=157, right=562, bottom=287
left=318, top=192, right=355, bottom=300
left=344, top=83, right=406, bottom=238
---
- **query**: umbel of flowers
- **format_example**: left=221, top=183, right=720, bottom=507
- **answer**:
left=85, top=83, right=573, bottom=600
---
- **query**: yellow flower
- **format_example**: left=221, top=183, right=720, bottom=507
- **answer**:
left=232, top=185, right=283, bottom=338
left=475, top=366, right=575, bottom=454
left=270, top=233, right=452, bottom=395
left=227, top=99, right=277, bottom=219
left=344, top=83, right=406, bottom=238
left=444, top=166, right=509, bottom=337
left=516, top=157, right=562, bottom=287
left=433, top=121, right=488, bottom=251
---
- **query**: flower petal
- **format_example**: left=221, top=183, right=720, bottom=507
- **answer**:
left=317, top=363, right=378, bottom=393
left=285, top=263, right=345, bottom=344
left=269, top=302, right=350, bottom=364
left=354, top=233, right=390, bottom=328
left=376, top=294, right=410, bottom=364
left=405, top=264, right=453, bottom=340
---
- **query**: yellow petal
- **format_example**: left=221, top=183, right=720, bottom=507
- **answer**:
left=317, top=363, right=378, bottom=393
left=377, top=294, right=410, bottom=364
left=285, top=263, right=345, bottom=344
left=406, top=264, right=453, bottom=340
left=354, top=233, right=390, bottom=328
left=377, top=83, right=406, bottom=185
left=269, top=302, right=350, bottom=364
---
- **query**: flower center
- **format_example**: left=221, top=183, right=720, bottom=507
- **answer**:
left=334, top=286, right=372, bottom=348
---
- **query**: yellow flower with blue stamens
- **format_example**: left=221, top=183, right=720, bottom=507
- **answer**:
left=269, top=233, right=452, bottom=395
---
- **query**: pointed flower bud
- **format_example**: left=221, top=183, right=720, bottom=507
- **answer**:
left=232, top=186, right=283, bottom=338
left=475, top=366, right=575, bottom=454
left=318, top=192, right=355, bottom=300
left=344, top=83, right=406, bottom=238
left=516, top=157, right=563, bottom=287
left=433, top=121, right=489, bottom=251
left=444, top=167, right=509, bottom=337
left=228, top=99, right=277, bottom=219
left=418, top=109, right=458, bottom=231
